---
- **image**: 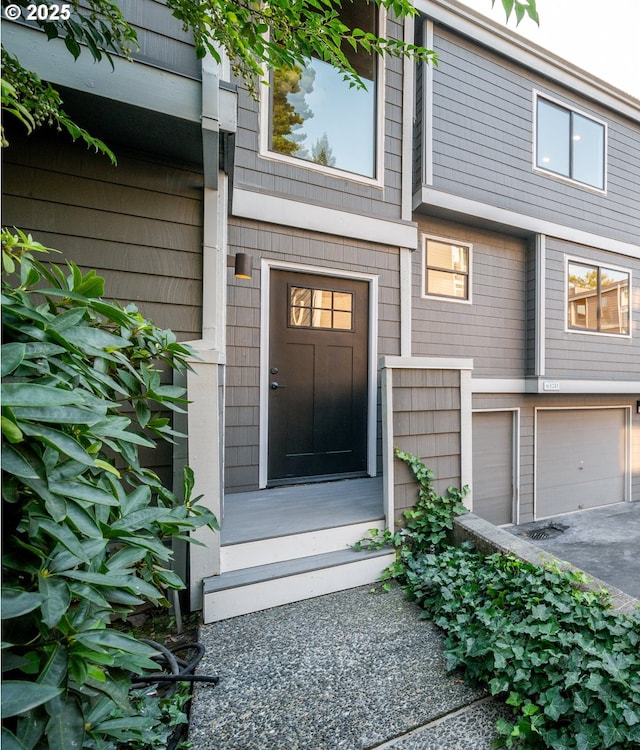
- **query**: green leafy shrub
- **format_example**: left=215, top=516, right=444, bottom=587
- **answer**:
left=1, top=229, right=217, bottom=749
left=354, top=447, right=468, bottom=586
left=406, top=544, right=640, bottom=749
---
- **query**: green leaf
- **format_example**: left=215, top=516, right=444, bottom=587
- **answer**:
left=1, top=727, right=28, bottom=750
left=49, top=480, right=118, bottom=507
left=12, top=405, right=104, bottom=425
left=1, top=416, right=23, bottom=444
left=1, top=589, right=45, bottom=619
left=45, top=695, right=85, bottom=750
left=1, top=383, right=78, bottom=407
left=38, top=644, right=68, bottom=688
left=19, top=423, right=95, bottom=466
left=1, top=343, right=26, bottom=376
left=39, top=577, right=71, bottom=628
left=1, top=681, right=62, bottom=718
left=62, top=325, right=130, bottom=352
left=1, top=444, right=39, bottom=479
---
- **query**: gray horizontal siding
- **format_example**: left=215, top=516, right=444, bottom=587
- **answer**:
left=119, top=0, right=200, bottom=79
left=224, top=218, right=402, bottom=493
left=544, top=238, right=640, bottom=379
left=412, top=218, right=528, bottom=377
left=426, top=27, right=640, bottom=246
left=2, top=129, right=203, bottom=340
left=232, top=15, right=406, bottom=222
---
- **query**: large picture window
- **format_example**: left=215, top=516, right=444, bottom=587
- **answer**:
left=567, top=260, right=630, bottom=335
left=268, top=3, right=378, bottom=178
left=535, top=97, right=606, bottom=190
left=423, top=238, right=471, bottom=301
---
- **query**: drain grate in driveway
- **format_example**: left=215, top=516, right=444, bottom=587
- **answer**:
left=524, top=524, right=566, bottom=541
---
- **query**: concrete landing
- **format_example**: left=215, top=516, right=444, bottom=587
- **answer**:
left=507, top=501, right=640, bottom=600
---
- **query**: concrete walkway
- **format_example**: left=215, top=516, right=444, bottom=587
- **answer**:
left=189, top=585, right=510, bottom=750
left=189, top=503, right=640, bottom=750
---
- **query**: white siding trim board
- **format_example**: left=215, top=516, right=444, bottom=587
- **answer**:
left=233, top=189, right=418, bottom=249
left=3, top=24, right=201, bottom=122
left=535, top=234, right=546, bottom=376
left=259, top=259, right=379, bottom=489
left=422, top=20, right=435, bottom=186
left=416, top=188, right=640, bottom=260
left=472, top=378, right=640, bottom=394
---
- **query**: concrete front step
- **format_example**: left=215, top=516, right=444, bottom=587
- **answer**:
left=220, top=519, right=386, bottom=572
left=203, top=547, right=395, bottom=623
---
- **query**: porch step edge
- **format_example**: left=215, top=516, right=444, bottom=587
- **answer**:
left=202, top=549, right=396, bottom=622
left=204, top=547, right=392, bottom=594
left=220, top=519, right=386, bottom=573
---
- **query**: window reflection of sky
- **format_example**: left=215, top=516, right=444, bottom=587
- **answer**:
left=290, top=59, right=375, bottom=178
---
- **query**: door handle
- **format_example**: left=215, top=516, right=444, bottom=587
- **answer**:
left=270, top=381, right=287, bottom=390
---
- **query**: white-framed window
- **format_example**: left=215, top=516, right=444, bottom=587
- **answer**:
left=566, top=258, right=631, bottom=336
left=534, top=93, right=607, bottom=192
left=422, top=236, right=471, bottom=302
left=260, top=3, right=384, bottom=184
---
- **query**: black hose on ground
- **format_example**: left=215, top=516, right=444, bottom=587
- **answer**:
left=132, top=639, right=219, bottom=699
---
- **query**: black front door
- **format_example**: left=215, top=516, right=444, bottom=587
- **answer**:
left=268, top=270, right=369, bottom=483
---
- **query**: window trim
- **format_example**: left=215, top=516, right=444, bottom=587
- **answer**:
left=258, top=8, right=386, bottom=187
left=564, top=255, right=632, bottom=338
left=421, top=234, right=473, bottom=305
left=532, top=91, right=608, bottom=194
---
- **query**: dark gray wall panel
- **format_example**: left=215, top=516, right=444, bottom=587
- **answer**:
left=119, top=0, right=200, bottom=79
left=2, top=129, right=203, bottom=340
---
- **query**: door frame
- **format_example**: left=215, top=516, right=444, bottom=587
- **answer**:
left=472, top=408, right=520, bottom=525
left=259, top=259, right=379, bottom=488
left=533, top=405, right=631, bottom=520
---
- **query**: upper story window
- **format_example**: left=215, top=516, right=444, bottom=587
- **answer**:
left=567, top=260, right=630, bottom=336
left=266, top=3, right=378, bottom=180
left=423, top=237, right=471, bottom=302
left=535, top=95, right=606, bottom=191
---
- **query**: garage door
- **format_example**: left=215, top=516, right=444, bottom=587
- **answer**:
left=472, top=411, right=515, bottom=525
left=536, top=408, right=626, bottom=518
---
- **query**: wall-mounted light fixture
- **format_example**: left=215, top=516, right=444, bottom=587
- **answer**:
left=227, top=253, right=252, bottom=280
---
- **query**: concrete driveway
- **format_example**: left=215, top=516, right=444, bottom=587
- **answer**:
left=507, top=501, right=640, bottom=599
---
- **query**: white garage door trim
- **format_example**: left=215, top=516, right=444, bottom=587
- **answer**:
left=472, top=408, right=520, bottom=525
left=534, top=406, right=631, bottom=520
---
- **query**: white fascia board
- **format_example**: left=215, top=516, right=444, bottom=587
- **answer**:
left=233, top=188, right=419, bottom=249
left=3, top=23, right=201, bottom=122
left=472, top=378, right=640, bottom=394
left=418, top=188, right=640, bottom=260
left=380, top=355, right=473, bottom=370
left=415, top=0, right=640, bottom=123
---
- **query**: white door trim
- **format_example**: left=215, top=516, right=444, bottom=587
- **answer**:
left=259, top=259, right=379, bottom=488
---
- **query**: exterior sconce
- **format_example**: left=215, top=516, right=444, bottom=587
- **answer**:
left=227, top=253, right=252, bottom=280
